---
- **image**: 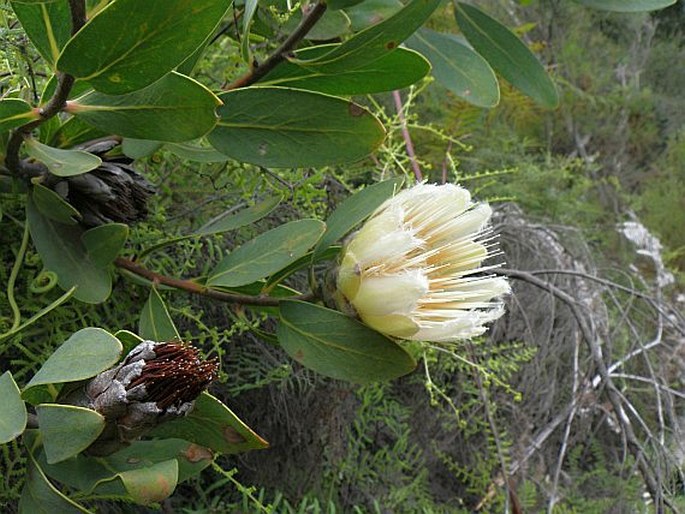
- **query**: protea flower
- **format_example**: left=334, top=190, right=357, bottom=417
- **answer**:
left=83, top=341, right=218, bottom=455
left=336, top=183, right=509, bottom=343
left=49, top=139, right=154, bottom=227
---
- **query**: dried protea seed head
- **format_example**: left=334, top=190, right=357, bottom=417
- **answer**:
left=127, top=342, right=219, bottom=410
left=84, top=340, right=218, bottom=455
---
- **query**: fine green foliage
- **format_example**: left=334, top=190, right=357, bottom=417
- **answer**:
left=1, top=0, right=682, bottom=511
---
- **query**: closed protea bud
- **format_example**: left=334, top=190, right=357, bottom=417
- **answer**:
left=51, top=139, right=154, bottom=226
left=83, top=341, right=218, bottom=455
left=335, top=183, right=509, bottom=343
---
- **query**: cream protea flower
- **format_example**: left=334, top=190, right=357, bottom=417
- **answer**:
left=336, top=183, right=509, bottom=343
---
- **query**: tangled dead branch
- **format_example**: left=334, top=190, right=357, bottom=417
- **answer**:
left=488, top=204, right=685, bottom=512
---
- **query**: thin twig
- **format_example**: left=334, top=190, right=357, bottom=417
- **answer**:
left=392, top=90, right=422, bottom=181
left=224, top=2, right=327, bottom=90
left=114, top=257, right=314, bottom=307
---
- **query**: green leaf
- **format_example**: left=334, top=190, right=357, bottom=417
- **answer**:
left=81, top=223, right=128, bottom=267
left=573, top=0, right=676, bottom=11
left=195, top=195, right=282, bottom=235
left=306, top=10, right=351, bottom=41
left=0, top=99, right=39, bottom=132
left=407, top=29, right=500, bottom=108
left=24, top=138, right=102, bottom=177
left=24, top=328, right=122, bottom=391
left=150, top=392, right=269, bottom=454
left=11, top=0, right=71, bottom=67
left=31, top=184, right=80, bottom=225
left=121, top=138, right=162, bottom=159
left=38, top=439, right=211, bottom=502
left=48, top=116, right=108, bottom=149
left=277, top=300, right=416, bottom=383
left=314, top=177, right=401, bottom=258
left=454, top=2, right=558, bottom=108
left=69, top=72, right=221, bottom=143
left=241, top=0, right=259, bottom=62
left=113, top=459, right=179, bottom=506
left=328, top=0, right=365, bottom=10
left=260, top=46, right=430, bottom=96
left=207, top=219, right=325, bottom=288
left=293, top=0, right=441, bottom=73
left=36, top=404, right=105, bottom=464
left=266, top=246, right=341, bottom=289
left=166, top=141, right=229, bottom=163
left=208, top=87, right=385, bottom=167
left=19, top=452, right=89, bottom=514
left=0, top=371, right=27, bottom=444
left=139, top=285, right=180, bottom=342
left=344, top=0, right=402, bottom=31
left=57, top=0, right=231, bottom=94
left=113, top=329, right=144, bottom=354
left=27, top=197, right=111, bottom=303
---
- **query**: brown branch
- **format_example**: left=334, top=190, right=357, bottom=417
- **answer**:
left=4, top=0, right=86, bottom=177
left=224, top=1, right=327, bottom=90
left=114, top=257, right=314, bottom=307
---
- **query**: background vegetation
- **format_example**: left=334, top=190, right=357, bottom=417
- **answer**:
left=1, top=0, right=684, bottom=512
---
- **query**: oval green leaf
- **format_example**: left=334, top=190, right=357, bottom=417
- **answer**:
left=166, top=141, right=229, bottom=163
left=0, top=98, right=39, bottom=132
left=121, top=138, right=162, bottom=159
left=150, top=392, right=269, bottom=454
left=36, top=404, right=105, bottom=464
left=314, top=177, right=402, bottom=258
left=25, top=328, right=122, bottom=390
left=19, top=454, right=88, bottom=514
left=208, top=87, right=385, bottom=167
left=454, top=2, right=558, bottom=108
left=113, top=329, right=145, bottom=354
left=114, top=459, right=178, bottom=506
left=573, top=0, right=676, bottom=11
left=344, top=0, right=402, bottom=31
left=56, top=0, right=231, bottom=94
left=261, top=46, right=430, bottom=96
left=207, top=219, right=325, bottom=287
left=82, top=223, right=128, bottom=267
left=139, top=285, right=180, bottom=342
left=277, top=300, right=416, bottom=383
left=48, top=116, right=108, bottom=149
left=195, top=195, right=282, bottom=235
left=328, top=0, right=365, bottom=10
left=0, top=371, right=27, bottom=444
left=407, top=29, right=500, bottom=108
left=11, top=0, right=71, bottom=67
left=37, top=438, right=211, bottom=497
left=69, top=72, right=221, bottom=142
left=25, top=138, right=102, bottom=177
left=307, top=10, right=351, bottom=40
left=31, top=183, right=81, bottom=225
left=294, top=0, right=441, bottom=73
left=27, top=197, right=111, bottom=303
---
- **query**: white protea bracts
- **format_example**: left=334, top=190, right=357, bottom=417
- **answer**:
left=336, top=183, right=509, bottom=343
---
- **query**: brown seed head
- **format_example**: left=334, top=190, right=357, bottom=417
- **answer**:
left=128, top=342, right=218, bottom=410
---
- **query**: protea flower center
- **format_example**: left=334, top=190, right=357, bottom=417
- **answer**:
left=336, top=183, right=509, bottom=343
